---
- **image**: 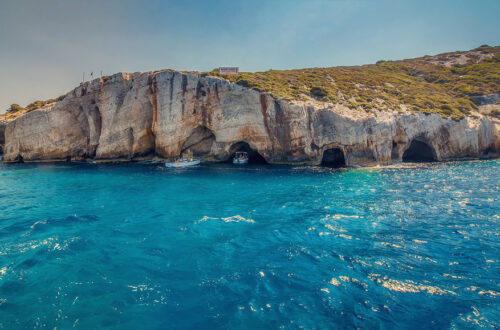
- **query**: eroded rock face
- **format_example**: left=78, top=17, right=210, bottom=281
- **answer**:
left=181, top=126, right=216, bottom=157
left=3, top=71, right=499, bottom=165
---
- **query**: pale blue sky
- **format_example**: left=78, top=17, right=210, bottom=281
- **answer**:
left=1, top=0, right=499, bottom=113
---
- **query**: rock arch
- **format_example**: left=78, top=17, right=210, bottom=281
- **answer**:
left=402, top=139, right=437, bottom=162
left=321, top=148, right=346, bottom=167
left=181, top=126, right=215, bottom=157
left=228, top=141, right=267, bottom=164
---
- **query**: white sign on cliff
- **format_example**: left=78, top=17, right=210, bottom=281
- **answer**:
left=219, top=67, right=239, bottom=75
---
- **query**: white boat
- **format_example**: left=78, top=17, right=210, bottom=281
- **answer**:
left=233, top=152, right=249, bottom=164
left=165, top=151, right=201, bottom=168
left=165, top=158, right=201, bottom=168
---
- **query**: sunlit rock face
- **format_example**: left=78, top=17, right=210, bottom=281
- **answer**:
left=2, top=71, right=499, bottom=165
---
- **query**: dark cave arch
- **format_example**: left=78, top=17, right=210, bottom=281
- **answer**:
left=402, top=139, right=437, bottom=162
left=321, top=148, right=346, bottom=168
left=228, top=141, right=267, bottom=164
left=181, top=126, right=215, bottom=157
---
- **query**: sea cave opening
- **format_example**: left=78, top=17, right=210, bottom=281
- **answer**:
left=402, top=139, right=437, bottom=162
left=181, top=126, right=215, bottom=157
left=228, top=141, right=267, bottom=164
left=321, top=148, right=346, bottom=168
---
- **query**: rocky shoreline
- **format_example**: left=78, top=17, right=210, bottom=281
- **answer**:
left=1, top=71, right=499, bottom=167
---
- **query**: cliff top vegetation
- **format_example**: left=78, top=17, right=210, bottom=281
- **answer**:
left=209, top=45, right=500, bottom=120
left=1, top=96, right=65, bottom=122
left=2, top=46, right=498, bottom=122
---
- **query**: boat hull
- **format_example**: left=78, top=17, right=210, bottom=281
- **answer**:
left=233, top=158, right=248, bottom=165
left=165, top=159, right=201, bottom=168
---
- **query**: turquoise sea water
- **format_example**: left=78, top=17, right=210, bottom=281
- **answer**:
left=0, top=161, right=499, bottom=328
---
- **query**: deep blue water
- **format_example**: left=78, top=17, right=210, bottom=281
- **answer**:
left=0, top=160, right=499, bottom=329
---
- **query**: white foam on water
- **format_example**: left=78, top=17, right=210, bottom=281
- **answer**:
left=380, top=242, right=403, bottom=249
left=413, top=239, right=428, bottom=244
left=30, top=220, right=48, bottom=230
left=197, top=215, right=255, bottom=224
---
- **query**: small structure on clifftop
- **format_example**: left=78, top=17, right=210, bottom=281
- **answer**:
left=219, top=67, right=239, bottom=75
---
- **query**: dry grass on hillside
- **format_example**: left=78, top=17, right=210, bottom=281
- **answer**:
left=209, top=45, right=500, bottom=120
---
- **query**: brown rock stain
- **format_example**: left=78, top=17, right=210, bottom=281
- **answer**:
left=151, top=75, right=158, bottom=135
left=259, top=93, right=272, bottom=140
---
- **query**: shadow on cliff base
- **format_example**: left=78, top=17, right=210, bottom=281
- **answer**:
left=402, top=140, right=437, bottom=162
left=321, top=148, right=346, bottom=168
left=227, top=142, right=268, bottom=164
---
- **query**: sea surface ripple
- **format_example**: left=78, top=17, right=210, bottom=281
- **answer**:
left=0, top=160, right=499, bottom=328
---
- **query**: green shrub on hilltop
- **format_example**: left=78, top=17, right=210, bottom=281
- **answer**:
left=25, top=99, right=56, bottom=112
left=6, top=94, right=66, bottom=115
left=6, top=104, right=22, bottom=112
left=310, top=86, right=328, bottom=100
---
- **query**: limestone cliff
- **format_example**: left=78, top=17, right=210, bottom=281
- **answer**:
left=2, top=69, right=499, bottom=166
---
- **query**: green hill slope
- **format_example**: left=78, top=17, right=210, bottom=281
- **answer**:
left=210, top=45, right=500, bottom=120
